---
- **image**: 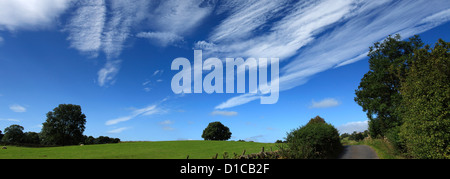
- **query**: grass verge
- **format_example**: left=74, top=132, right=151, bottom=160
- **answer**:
left=356, top=138, right=404, bottom=159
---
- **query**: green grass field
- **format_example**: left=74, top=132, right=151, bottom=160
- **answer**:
left=0, top=141, right=278, bottom=159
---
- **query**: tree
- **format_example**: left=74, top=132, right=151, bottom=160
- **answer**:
left=23, top=132, right=40, bottom=144
left=201, top=121, right=232, bottom=141
left=399, top=39, right=450, bottom=159
left=40, top=104, right=87, bottom=146
left=2, top=125, right=24, bottom=144
left=354, top=34, right=423, bottom=138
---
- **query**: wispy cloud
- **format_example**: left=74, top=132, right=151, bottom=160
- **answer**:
left=65, top=0, right=150, bottom=86
left=215, top=94, right=261, bottom=110
left=162, top=126, right=175, bottom=131
left=105, top=104, right=162, bottom=125
left=158, top=120, right=175, bottom=131
left=9, top=104, right=26, bottom=113
left=0, top=118, right=20, bottom=122
left=210, top=0, right=289, bottom=43
left=97, top=60, right=121, bottom=87
left=150, top=0, right=214, bottom=35
left=101, top=0, right=150, bottom=59
left=211, top=110, right=238, bottom=116
left=66, top=0, right=105, bottom=57
left=140, top=0, right=214, bottom=47
left=0, top=0, right=71, bottom=31
left=310, top=98, right=340, bottom=109
left=141, top=69, right=164, bottom=92
left=137, top=31, right=183, bottom=47
left=159, top=120, right=174, bottom=125
left=107, top=127, right=131, bottom=134
left=210, top=0, right=450, bottom=109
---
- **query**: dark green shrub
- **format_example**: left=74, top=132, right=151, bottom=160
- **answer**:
left=285, top=117, right=342, bottom=159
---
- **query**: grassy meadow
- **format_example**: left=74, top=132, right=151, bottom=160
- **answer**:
left=0, top=140, right=278, bottom=159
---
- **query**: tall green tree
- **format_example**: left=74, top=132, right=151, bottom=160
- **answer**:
left=354, top=34, right=423, bottom=137
left=399, top=39, right=450, bottom=159
left=1, top=124, right=24, bottom=144
left=40, top=104, right=86, bottom=146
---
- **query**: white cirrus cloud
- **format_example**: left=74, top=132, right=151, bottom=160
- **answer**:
left=215, top=94, right=261, bottom=110
left=105, top=104, right=162, bottom=126
left=9, top=104, right=26, bottom=113
left=210, top=0, right=450, bottom=110
left=310, top=98, right=340, bottom=109
left=107, top=127, right=131, bottom=134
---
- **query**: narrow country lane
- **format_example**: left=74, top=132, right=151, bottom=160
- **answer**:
left=339, top=145, right=379, bottom=159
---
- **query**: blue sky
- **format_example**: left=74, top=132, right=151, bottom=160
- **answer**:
left=0, top=0, right=449, bottom=142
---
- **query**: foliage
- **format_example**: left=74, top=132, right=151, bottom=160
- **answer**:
left=307, top=115, right=326, bottom=125
left=356, top=36, right=449, bottom=158
left=1, top=125, right=24, bottom=144
left=82, top=135, right=120, bottom=145
left=201, top=121, right=232, bottom=141
left=40, top=104, right=87, bottom=146
left=354, top=34, right=423, bottom=138
left=341, top=130, right=369, bottom=142
left=399, top=39, right=450, bottom=159
left=284, top=116, right=342, bottom=159
left=357, top=138, right=405, bottom=159
left=22, top=132, right=40, bottom=145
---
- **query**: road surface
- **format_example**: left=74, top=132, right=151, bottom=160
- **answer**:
left=339, top=145, right=379, bottom=159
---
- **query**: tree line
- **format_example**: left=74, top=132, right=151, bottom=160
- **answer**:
left=355, top=35, right=449, bottom=159
left=1, top=104, right=120, bottom=146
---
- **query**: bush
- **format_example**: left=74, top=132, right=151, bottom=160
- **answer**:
left=284, top=116, right=342, bottom=159
left=82, top=135, right=120, bottom=145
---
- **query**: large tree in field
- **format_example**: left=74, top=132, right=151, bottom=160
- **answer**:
left=1, top=124, right=24, bottom=144
left=399, top=39, right=449, bottom=159
left=201, top=121, right=232, bottom=141
left=354, top=34, right=423, bottom=138
left=40, top=104, right=86, bottom=146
